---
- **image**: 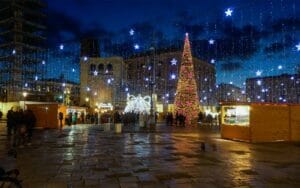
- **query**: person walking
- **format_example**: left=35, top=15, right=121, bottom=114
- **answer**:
left=13, top=108, right=25, bottom=147
left=6, top=107, right=14, bottom=136
left=58, top=112, right=64, bottom=132
left=24, top=109, right=36, bottom=145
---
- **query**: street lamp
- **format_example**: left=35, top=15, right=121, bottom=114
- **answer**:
left=149, top=47, right=156, bottom=127
left=85, top=97, right=90, bottom=107
left=22, top=92, right=28, bottom=110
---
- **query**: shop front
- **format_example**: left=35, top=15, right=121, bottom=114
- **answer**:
left=221, top=103, right=300, bottom=143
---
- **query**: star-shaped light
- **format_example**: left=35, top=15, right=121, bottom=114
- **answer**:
left=225, top=8, right=233, bottom=17
left=171, top=73, right=176, bottom=80
left=256, top=70, right=262, bottom=76
left=209, top=39, right=215, bottom=45
left=170, top=58, right=177, bottom=65
left=134, top=44, right=140, bottom=50
left=296, top=43, right=300, bottom=51
left=257, top=80, right=262, bottom=86
left=93, top=70, right=98, bottom=76
left=129, top=29, right=135, bottom=36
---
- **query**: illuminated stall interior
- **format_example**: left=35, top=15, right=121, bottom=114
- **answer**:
left=221, top=103, right=300, bottom=143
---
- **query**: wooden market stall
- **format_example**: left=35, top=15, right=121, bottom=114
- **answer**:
left=26, top=103, right=86, bottom=129
left=220, top=102, right=300, bottom=143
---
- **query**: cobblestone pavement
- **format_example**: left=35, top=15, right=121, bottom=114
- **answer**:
left=1, top=123, right=300, bottom=188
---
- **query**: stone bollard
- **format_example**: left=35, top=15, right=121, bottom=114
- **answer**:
left=115, top=123, right=122, bottom=133
left=104, top=123, right=111, bottom=132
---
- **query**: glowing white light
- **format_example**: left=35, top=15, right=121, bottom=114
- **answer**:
left=83, top=56, right=88, bottom=61
left=170, top=58, right=177, bottom=65
left=279, top=97, right=283, bottom=100
left=229, top=81, right=233, bottom=84
left=25, top=83, right=28, bottom=87
left=86, top=87, right=90, bottom=91
left=291, top=76, right=295, bottom=80
left=225, top=8, right=233, bottom=17
left=296, top=43, right=300, bottom=51
left=243, top=82, right=246, bottom=86
left=134, top=44, right=140, bottom=50
left=125, top=87, right=129, bottom=92
left=148, top=66, right=151, bottom=70
left=93, top=70, right=98, bottom=76
left=145, top=77, right=149, bottom=81
left=227, top=92, right=231, bottom=96
left=256, top=70, right=262, bottom=76
left=59, top=44, right=64, bottom=50
left=129, top=29, right=135, bottom=36
left=124, top=94, right=151, bottom=114
left=165, top=93, right=169, bottom=97
left=283, top=99, right=287, bottom=102
left=94, top=92, right=97, bottom=96
left=59, top=95, right=63, bottom=99
left=257, top=96, right=261, bottom=99
left=171, top=73, right=176, bottom=80
left=107, top=79, right=111, bottom=84
left=12, top=49, right=16, bottom=55
left=204, top=78, right=208, bottom=81
left=237, top=98, right=240, bottom=101
left=209, top=39, right=215, bottom=45
left=185, top=32, right=189, bottom=36
left=35, top=76, right=38, bottom=81
left=105, top=69, right=108, bottom=73
left=257, top=80, right=262, bottom=86
left=42, top=60, right=46, bottom=65
left=278, top=65, right=283, bottom=70
left=203, top=96, right=207, bottom=100
left=241, top=90, right=245, bottom=94
left=72, top=68, right=75, bottom=72
left=62, top=83, right=66, bottom=87
left=210, top=59, right=215, bottom=64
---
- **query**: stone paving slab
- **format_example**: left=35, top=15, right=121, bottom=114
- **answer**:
left=0, top=124, right=300, bottom=187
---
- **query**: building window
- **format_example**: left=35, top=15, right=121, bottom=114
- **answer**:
left=98, top=64, right=104, bottom=72
left=107, top=64, right=113, bottom=71
left=90, top=64, right=96, bottom=72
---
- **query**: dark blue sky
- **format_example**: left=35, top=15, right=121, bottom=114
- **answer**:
left=46, top=0, right=300, bottom=87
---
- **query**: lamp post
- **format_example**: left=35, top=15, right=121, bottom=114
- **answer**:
left=149, top=47, right=156, bottom=127
left=85, top=97, right=90, bottom=107
left=22, top=92, right=28, bottom=110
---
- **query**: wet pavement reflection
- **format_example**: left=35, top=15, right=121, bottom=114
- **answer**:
left=1, top=124, right=300, bottom=188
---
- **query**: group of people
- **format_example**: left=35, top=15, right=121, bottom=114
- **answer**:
left=6, top=107, right=36, bottom=147
left=166, top=112, right=186, bottom=127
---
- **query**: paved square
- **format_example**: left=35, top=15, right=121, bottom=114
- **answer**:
left=1, top=124, right=300, bottom=188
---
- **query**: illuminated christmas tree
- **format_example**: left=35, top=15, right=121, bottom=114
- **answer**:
left=174, top=33, right=200, bottom=125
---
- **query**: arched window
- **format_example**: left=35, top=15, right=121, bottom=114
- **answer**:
left=90, top=64, right=96, bottom=72
left=98, top=63, right=104, bottom=72
left=107, top=63, right=113, bottom=71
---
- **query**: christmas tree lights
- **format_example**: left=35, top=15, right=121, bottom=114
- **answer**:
left=174, top=33, right=200, bottom=125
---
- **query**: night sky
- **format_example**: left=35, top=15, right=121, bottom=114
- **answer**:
left=46, top=0, right=300, bottom=87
